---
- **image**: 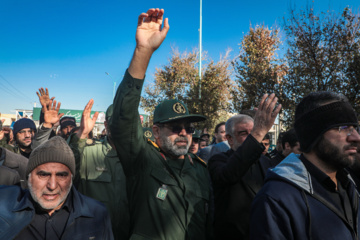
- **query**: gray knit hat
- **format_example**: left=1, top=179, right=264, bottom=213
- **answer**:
left=26, top=136, right=75, bottom=177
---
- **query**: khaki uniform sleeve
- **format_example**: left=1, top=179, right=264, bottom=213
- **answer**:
left=68, top=133, right=87, bottom=188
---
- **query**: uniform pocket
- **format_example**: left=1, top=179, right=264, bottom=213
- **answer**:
left=150, top=168, right=177, bottom=186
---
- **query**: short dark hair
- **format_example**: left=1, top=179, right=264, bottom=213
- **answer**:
left=263, top=133, right=270, bottom=140
left=281, top=129, right=298, bottom=149
left=214, top=122, right=226, bottom=133
left=295, top=91, right=348, bottom=121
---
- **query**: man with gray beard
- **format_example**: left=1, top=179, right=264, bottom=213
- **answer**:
left=0, top=136, right=113, bottom=239
left=109, top=8, right=212, bottom=240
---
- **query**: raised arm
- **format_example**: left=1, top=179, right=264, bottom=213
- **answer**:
left=36, top=87, right=55, bottom=125
left=251, top=93, right=281, bottom=143
left=109, top=9, right=169, bottom=176
left=76, top=99, right=99, bottom=140
left=68, top=99, right=98, bottom=187
left=32, top=99, right=64, bottom=149
left=208, top=94, right=282, bottom=184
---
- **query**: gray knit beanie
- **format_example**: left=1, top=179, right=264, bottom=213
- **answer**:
left=26, top=136, right=75, bottom=177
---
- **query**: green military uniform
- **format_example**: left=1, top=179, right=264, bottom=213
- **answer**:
left=0, top=138, right=16, bottom=153
left=109, top=70, right=212, bottom=240
left=69, top=134, right=129, bottom=240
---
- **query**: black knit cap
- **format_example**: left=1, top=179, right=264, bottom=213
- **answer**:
left=13, top=118, right=36, bottom=136
left=26, top=136, right=75, bottom=177
left=294, top=101, right=358, bottom=153
left=60, top=116, right=76, bottom=129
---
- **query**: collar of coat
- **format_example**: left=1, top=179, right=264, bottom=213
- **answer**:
left=12, top=186, right=95, bottom=219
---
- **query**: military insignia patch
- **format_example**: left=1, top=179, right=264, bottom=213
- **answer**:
left=144, top=130, right=152, bottom=138
left=173, top=102, right=186, bottom=114
left=156, top=184, right=168, bottom=201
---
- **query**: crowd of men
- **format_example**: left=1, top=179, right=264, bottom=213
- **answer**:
left=0, top=8, right=360, bottom=240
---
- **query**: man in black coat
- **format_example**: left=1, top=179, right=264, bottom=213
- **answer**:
left=208, top=94, right=281, bottom=240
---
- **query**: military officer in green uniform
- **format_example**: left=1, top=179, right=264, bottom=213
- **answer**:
left=109, top=8, right=213, bottom=240
left=69, top=101, right=129, bottom=240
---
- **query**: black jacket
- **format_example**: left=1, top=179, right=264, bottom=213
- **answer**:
left=250, top=153, right=360, bottom=240
left=0, top=147, right=28, bottom=188
left=208, top=134, right=276, bottom=240
left=0, top=185, right=114, bottom=239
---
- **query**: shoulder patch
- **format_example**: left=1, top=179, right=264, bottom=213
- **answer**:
left=147, top=139, right=160, bottom=151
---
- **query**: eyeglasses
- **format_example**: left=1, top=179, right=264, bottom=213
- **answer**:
left=161, top=124, right=195, bottom=134
left=337, top=126, right=360, bottom=136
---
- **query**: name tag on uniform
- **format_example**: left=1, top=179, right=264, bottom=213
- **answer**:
left=156, top=184, right=168, bottom=201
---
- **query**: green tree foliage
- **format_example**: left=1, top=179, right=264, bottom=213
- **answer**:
left=284, top=6, right=360, bottom=122
left=141, top=48, right=234, bottom=130
left=232, top=25, right=289, bottom=126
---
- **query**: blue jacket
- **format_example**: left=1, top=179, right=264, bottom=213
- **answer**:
left=250, top=153, right=360, bottom=240
left=0, top=185, right=114, bottom=240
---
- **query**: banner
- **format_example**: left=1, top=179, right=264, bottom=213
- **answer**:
left=32, top=107, right=149, bottom=124
left=32, top=107, right=106, bottom=123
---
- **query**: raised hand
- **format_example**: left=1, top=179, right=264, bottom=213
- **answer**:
left=136, top=8, right=169, bottom=52
left=128, top=9, right=170, bottom=79
left=77, top=99, right=99, bottom=139
left=36, top=88, right=55, bottom=110
left=1, top=126, right=14, bottom=145
left=251, top=93, right=282, bottom=143
left=43, top=100, right=64, bottom=128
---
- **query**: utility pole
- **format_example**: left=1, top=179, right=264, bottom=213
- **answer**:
left=199, top=0, right=202, bottom=99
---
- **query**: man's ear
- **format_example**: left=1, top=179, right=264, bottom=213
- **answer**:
left=226, top=134, right=233, bottom=145
left=152, top=125, right=160, bottom=140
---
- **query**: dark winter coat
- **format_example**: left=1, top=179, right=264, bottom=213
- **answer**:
left=250, top=153, right=360, bottom=240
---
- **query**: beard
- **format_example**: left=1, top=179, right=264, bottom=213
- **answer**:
left=232, top=137, right=243, bottom=151
left=313, top=136, right=357, bottom=170
left=28, top=176, right=72, bottom=211
left=16, top=137, right=33, bottom=149
left=160, top=135, right=190, bottom=157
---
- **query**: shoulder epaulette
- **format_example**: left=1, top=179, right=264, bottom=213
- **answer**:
left=147, top=139, right=160, bottom=151
left=192, top=154, right=207, bottom=167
